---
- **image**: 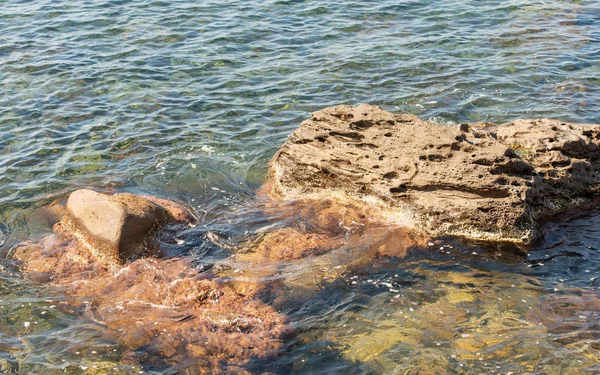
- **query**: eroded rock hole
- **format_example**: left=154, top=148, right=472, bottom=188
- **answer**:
left=390, top=185, right=408, bottom=194
left=331, top=113, right=354, bottom=121
left=350, top=120, right=375, bottom=130
left=383, top=172, right=398, bottom=180
left=552, top=160, right=571, bottom=168
left=329, top=131, right=364, bottom=142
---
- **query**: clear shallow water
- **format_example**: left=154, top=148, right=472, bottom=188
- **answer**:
left=1, top=0, right=600, bottom=374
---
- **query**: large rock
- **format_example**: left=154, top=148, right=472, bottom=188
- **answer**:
left=62, top=189, right=170, bottom=264
left=267, top=104, right=600, bottom=244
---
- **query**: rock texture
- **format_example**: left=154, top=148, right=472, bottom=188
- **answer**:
left=267, top=104, right=600, bottom=243
left=62, top=189, right=171, bottom=264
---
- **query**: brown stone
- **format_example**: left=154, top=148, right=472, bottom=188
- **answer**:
left=252, top=228, right=343, bottom=260
left=267, top=104, right=600, bottom=244
left=62, top=189, right=169, bottom=264
left=143, top=195, right=196, bottom=224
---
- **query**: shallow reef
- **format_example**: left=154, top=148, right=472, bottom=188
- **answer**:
left=13, top=226, right=288, bottom=374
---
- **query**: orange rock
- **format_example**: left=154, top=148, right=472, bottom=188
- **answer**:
left=13, top=232, right=288, bottom=374
left=253, top=228, right=343, bottom=260
left=371, top=227, right=429, bottom=258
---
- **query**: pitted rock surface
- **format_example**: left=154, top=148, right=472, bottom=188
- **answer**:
left=267, top=104, right=600, bottom=243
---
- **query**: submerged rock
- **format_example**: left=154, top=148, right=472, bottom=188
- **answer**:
left=267, top=104, right=600, bottom=243
left=61, top=189, right=192, bottom=265
left=13, top=233, right=288, bottom=374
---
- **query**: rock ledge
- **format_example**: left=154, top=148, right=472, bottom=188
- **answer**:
left=267, top=104, right=600, bottom=244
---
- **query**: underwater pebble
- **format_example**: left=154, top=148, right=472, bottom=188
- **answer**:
left=23, top=321, right=30, bottom=328
left=200, top=145, right=215, bottom=154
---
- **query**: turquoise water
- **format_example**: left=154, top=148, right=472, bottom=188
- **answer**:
left=1, top=0, right=600, bottom=374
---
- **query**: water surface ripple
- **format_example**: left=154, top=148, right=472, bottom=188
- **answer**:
left=1, top=0, right=600, bottom=374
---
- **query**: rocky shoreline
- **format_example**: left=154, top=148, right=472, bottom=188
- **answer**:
left=23, top=104, right=600, bottom=271
left=10, top=104, right=600, bottom=373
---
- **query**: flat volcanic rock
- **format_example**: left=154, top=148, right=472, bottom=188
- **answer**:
left=267, top=104, right=600, bottom=243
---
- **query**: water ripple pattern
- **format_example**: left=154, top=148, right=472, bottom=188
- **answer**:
left=1, top=0, right=600, bottom=374
left=1, top=0, right=599, bottom=209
